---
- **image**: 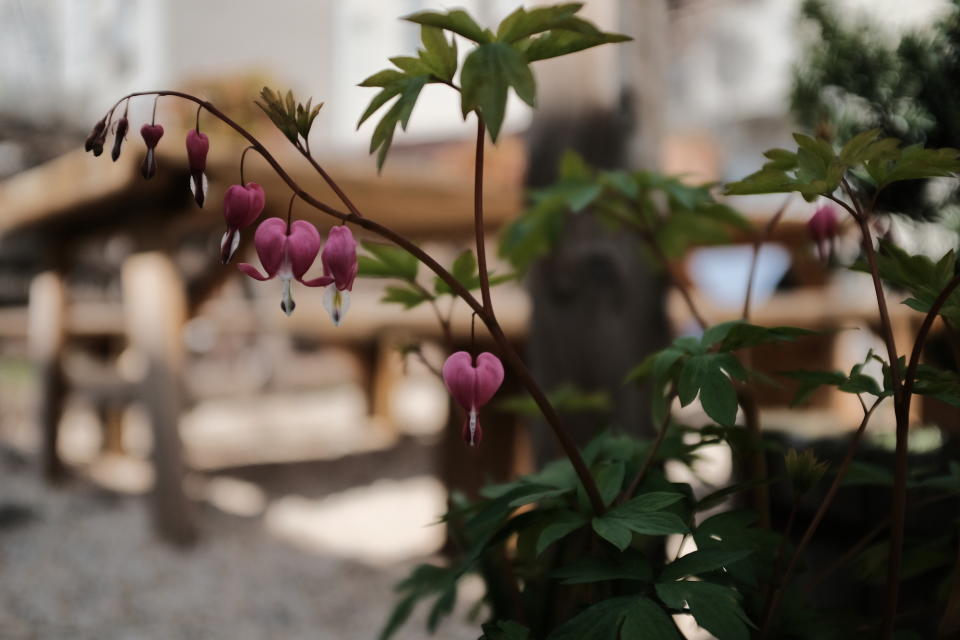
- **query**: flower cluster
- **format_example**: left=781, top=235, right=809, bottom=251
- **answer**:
left=84, top=95, right=505, bottom=447
left=84, top=101, right=359, bottom=326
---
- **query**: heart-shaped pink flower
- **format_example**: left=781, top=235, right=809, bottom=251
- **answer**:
left=807, top=204, right=839, bottom=262
left=186, top=129, right=209, bottom=207
left=442, top=351, right=505, bottom=446
left=220, top=182, right=266, bottom=263
left=238, top=217, right=333, bottom=315
left=320, top=225, right=359, bottom=326
left=139, top=124, right=164, bottom=179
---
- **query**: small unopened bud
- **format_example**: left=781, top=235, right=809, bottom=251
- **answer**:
left=111, top=117, right=129, bottom=162
left=785, top=448, right=828, bottom=496
left=84, top=117, right=106, bottom=153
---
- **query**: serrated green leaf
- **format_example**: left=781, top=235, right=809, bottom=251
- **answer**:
left=536, top=510, right=587, bottom=556
left=549, top=552, right=653, bottom=585
left=591, top=516, right=633, bottom=551
left=461, top=42, right=536, bottom=141
left=419, top=26, right=457, bottom=81
left=359, top=242, right=419, bottom=281
left=659, top=550, right=752, bottom=582
left=381, top=285, right=431, bottom=309
left=403, top=9, right=490, bottom=43
left=523, top=23, right=631, bottom=62
left=496, top=4, right=583, bottom=43
left=655, top=581, right=753, bottom=640
left=620, top=598, right=683, bottom=639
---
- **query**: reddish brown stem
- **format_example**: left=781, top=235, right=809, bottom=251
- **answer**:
left=474, top=119, right=493, bottom=313
left=742, top=197, right=790, bottom=321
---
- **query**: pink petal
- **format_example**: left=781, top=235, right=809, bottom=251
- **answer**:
left=442, top=351, right=478, bottom=411
left=473, top=352, right=505, bottom=407
left=321, top=225, right=359, bottom=291
left=185, top=129, right=209, bottom=173
left=237, top=263, right=271, bottom=281
left=140, top=124, right=164, bottom=149
left=252, top=218, right=288, bottom=277
left=246, top=182, right=266, bottom=220
left=287, top=220, right=321, bottom=279
left=300, top=275, right=335, bottom=287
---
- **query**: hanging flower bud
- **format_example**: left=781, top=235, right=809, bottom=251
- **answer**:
left=186, top=129, right=210, bottom=207
left=110, top=117, right=129, bottom=162
left=140, top=124, right=164, bottom=179
left=237, top=217, right=333, bottom=316
left=807, top=204, right=839, bottom=262
left=84, top=117, right=107, bottom=154
left=441, top=351, right=505, bottom=446
left=320, top=225, right=359, bottom=326
left=220, top=182, right=265, bottom=263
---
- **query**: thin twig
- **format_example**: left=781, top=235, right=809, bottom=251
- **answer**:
left=473, top=119, right=493, bottom=313
left=759, top=396, right=883, bottom=637
left=742, top=197, right=790, bottom=321
left=620, top=391, right=677, bottom=503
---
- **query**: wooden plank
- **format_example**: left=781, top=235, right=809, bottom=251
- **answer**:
left=28, top=271, right=68, bottom=482
left=121, top=252, right=197, bottom=545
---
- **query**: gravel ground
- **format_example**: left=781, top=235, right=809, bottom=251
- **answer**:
left=0, top=448, right=479, bottom=640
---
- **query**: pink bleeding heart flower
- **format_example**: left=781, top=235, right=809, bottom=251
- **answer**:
left=237, top=217, right=333, bottom=316
left=221, top=182, right=266, bottom=263
left=807, top=204, right=839, bottom=262
left=186, top=129, right=210, bottom=207
left=110, top=117, right=128, bottom=162
left=140, top=123, right=164, bottom=179
left=442, top=351, right=505, bottom=446
left=320, top=225, right=359, bottom=326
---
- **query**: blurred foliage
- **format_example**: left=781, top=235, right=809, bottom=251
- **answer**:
left=792, top=0, right=960, bottom=219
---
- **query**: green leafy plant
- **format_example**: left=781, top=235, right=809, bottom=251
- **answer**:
left=84, top=3, right=960, bottom=639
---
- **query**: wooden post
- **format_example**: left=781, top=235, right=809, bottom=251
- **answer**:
left=525, top=0, right=670, bottom=461
left=28, top=271, right=68, bottom=483
left=121, top=252, right=197, bottom=545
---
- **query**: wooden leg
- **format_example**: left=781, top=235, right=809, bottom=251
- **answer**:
left=122, top=253, right=197, bottom=545
left=28, top=271, right=68, bottom=483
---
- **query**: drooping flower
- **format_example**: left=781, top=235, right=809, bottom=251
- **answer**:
left=140, top=123, right=164, bottom=179
left=319, top=225, right=358, bottom=326
left=186, top=129, right=210, bottom=207
left=221, top=182, right=265, bottom=263
left=441, top=351, right=505, bottom=446
left=110, top=116, right=129, bottom=162
left=807, top=204, right=839, bottom=262
left=84, top=117, right=107, bottom=154
left=237, top=217, right=333, bottom=315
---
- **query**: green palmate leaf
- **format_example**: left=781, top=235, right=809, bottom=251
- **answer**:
left=549, top=551, right=653, bottom=585
left=433, top=249, right=515, bottom=296
left=496, top=4, right=584, bottom=42
left=461, top=42, right=536, bottom=141
left=380, top=563, right=460, bottom=640
left=591, top=517, right=633, bottom=551
left=660, top=550, right=753, bottom=582
left=257, top=87, right=322, bottom=144
left=701, top=321, right=818, bottom=351
left=677, top=354, right=740, bottom=426
left=419, top=26, right=458, bottom=81
left=403, top=9, right=491, bottom=43
left=521, top=20, right=632, bottom=62
left=536, top=510, right=588, bottom=556
left=913, top=364, right=960, bottom=407
left=620, top=598, right=683, bottom=640
left=593, top=460, right=625, bottom=507
left=359, top=241, right=419, bottom=281
left=381, top=285, right=431, bottom=309
left=545, top=596, right=637, bottom=640
left=592, top=491, right=688, bottom=549
left=866, top=144, right=960, bottom=187
left=655, top=581, right=754, bottom=640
